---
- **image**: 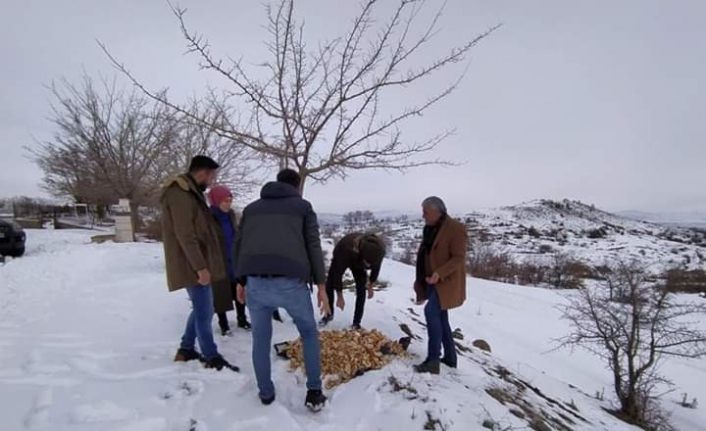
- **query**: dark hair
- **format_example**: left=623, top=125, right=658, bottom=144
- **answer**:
left=189, top=155, right=220, bottom=172
left=276, top=168, right=301, bottom=189
left=360, top=235, right=386, bottom=264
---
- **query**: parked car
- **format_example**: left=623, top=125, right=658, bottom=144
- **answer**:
left=0, top=220, right=26, bottom=257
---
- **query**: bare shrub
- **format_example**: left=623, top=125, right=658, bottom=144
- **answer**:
left=558, top=260, right=706, bottom=429
left=663, top=268, right=706, bottom=294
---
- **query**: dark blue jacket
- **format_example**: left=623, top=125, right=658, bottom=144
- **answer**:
left=234, top=181, right=326, bottom=284
left=211, top=206, right=237, bottom=280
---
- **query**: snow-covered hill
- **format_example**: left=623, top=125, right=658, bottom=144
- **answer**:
left=330, top=200, right=706, bottom=275
left=1, top=230, right=704, bottom=430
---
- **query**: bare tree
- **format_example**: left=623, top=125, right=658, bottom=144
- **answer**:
left=558, top=261, right=706, bottom=429
left=32, top=75, right=176, bottom=228
left=31, top=75, right=257, bottom=229
left=101, top=0, right=499, bottom=193
left=158, top=98, right=263, bottom=195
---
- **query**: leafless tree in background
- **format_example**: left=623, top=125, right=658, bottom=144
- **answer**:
left=558, top=261, right=706, bottom=429
left=31, top=75, right=258, bottom=227
left=159, top=98, right=263, bottom=195
left=102, top=0, right=499, bottom=193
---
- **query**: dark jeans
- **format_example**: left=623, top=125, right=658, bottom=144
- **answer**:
left=424, top=285, right=457, bottom=363
left=326, top=268, right=368, bottom=326
left=180, top=285, right=219, bottom=360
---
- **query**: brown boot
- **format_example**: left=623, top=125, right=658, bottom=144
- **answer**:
left=174, top=348, right=203, bottom=362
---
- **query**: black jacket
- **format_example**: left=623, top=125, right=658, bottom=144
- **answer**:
left=328, top=233, right=385, bottom=292
left=234, top=181, right=326, bottom=284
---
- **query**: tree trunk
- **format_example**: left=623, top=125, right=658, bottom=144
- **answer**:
left=620, top=387, right=642, bottom=423
left=298, top=171, right=308, bottom=196
left=129, top=201, right=140, bottom=241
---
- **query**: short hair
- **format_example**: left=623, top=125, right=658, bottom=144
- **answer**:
left=422, top=196, right=448, bottom=215
left=276, top=168, right=301, bottom=189
left=189, top=155, right=220, bottom=172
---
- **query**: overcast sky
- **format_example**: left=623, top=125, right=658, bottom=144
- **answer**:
left=1, top=0, right=705, bottom=214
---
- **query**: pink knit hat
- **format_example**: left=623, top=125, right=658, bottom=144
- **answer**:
left=208, top=185, right=233, bottom=207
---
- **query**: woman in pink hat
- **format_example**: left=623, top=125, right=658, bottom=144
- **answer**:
left=208, top=185, right=282, bottom=335
left=208, top=185, right=251, bottom=334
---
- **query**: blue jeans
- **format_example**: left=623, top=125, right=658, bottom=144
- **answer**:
left=424, top=285, right=457, bottom=362
left=180, top=285, right=219, bottom=360
left=247, top=277, right=322, bottom=399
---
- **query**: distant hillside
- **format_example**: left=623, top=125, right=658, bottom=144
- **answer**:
left=465, top=199, right=705, bottom=271
left=619, top=209, right=706, bottom=229
left=324, top=199, right=706, bottom=275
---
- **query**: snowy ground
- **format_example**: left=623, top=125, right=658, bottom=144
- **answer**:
left=1, top=229, right=704, bottom=430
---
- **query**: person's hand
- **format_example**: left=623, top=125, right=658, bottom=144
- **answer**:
left=367, top=282, right=375, bottom=299
left=236, top=284, right=246, bottom=304
left=317, top=284, right=331, bottom=316
left=336, top=294, right=346, bottom=311
left=197, top=269, right=211, bottom=286
left=425, top=272, right=440, bottom=285
left=414, top=282, right=426, bottom=305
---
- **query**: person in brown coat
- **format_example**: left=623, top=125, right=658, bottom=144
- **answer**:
left=161, top=155, right=238, bottom=372
left=413, top=196, right=467, bottom=375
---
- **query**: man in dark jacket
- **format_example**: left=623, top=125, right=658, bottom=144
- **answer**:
left=321, top=233, right=386, bottom=329
left=160, top=155, right=238, bottom=372
left=234, top=169, right=330, bottom=412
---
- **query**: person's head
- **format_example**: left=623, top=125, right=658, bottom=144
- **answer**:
left=422, top=196, right=447, bottom=226
left=208, top=185, right=233, bottom=212
left=276, top=168, right=301, bottom=190
left=189, top=155, right=220, bottom=189
left=360, top=235, right=386, bottom=267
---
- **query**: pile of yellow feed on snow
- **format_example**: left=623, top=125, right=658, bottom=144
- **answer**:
left=285, top=329, right=408, bottom=389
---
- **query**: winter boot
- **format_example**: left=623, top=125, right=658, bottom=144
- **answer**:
left=204, top=355, right=240, bottom=372
left=272, top=309, right=283, bottom=322
left=319, top=314, right=333, bottom=327
left=237, top=320, right=252, bottom=330
left=305, top=389, right=327, bottom=412
left=260, top=393, right=276, bottom=406
left=218, top=313, right=231, bottom=336
left=174, top=348, right=203, bottom=363
left=441, top=356, right=458, bottom=369
left=413, top=360, right=440, bottom=375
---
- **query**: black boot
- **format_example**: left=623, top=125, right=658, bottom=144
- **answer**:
left=217, top=312, right=231, bottom=336
left=174, top=348, right=203, bottom=363
left=204, top=355, right=240, bottom=372
left=238, top=320, right=252, bottom=330
left=441, top=356, right=457, bottom=369
left=305, top=389, right=327, bottom=412
left=272, top=309, right=283, bottom=322
left=319, top=314, right=333, bottom=327
left=260, top=393, right=276, bottom=406
left=413, top=360, right=440, bottom=375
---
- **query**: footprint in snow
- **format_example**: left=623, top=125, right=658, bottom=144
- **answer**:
left=70, top=400, right=136, bottom=424
left=24, top=387, right=53, bottom=429
left=159, top=380, right=205, bottom=401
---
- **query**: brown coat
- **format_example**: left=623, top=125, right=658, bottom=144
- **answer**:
left=414, top=217, right=468, bottom=310
left=160, top=175, right=226, bottom=292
